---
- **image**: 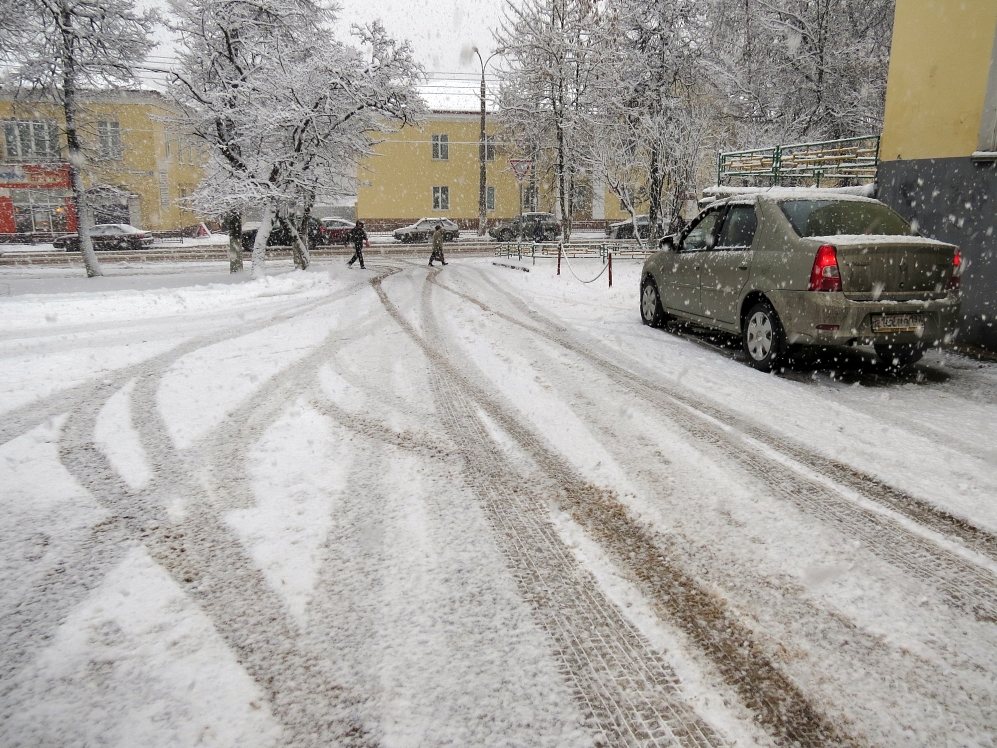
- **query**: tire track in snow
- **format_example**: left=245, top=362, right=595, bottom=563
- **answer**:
left=433, top=271, right=997, bottom=623
left=0, top=285, right=353, bottom=449
left=470, top=271, right=997, bottom=564
left=439, top=293, right=997, bottom=742
left=7, top=269, right=399, bottom=747
left=1, top=284, right=360, bottom=707
left=374, top=270, right=853, bottom=748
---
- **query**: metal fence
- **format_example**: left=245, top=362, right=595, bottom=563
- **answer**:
left=718, top=135, right=880, bottom=186
left=494, top=240, right=654, bottom=265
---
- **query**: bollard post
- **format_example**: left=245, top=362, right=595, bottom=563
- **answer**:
left=608, top=251, right=613, bottom=288
left=557, top=242, right=562, bottom=276
left=532, top=244, right=536, bottom=265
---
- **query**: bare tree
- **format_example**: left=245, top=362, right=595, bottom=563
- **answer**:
left=0, top=0, right=157, bottom=277
left=168, top=0, right=423, bottom=278
left=586, top=0, right=706, bottom=243
left=495, top=0, right=603, bottom=241
left=708, top=0, right=894, bottom=147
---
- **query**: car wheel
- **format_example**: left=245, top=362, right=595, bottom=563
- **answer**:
left=640, top=276, right=667, bottom=327
left=742, top=299, right=786, bottom=372
left=874, top=341, right=924, bottom=369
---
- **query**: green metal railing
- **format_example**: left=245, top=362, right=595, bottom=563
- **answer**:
left=717, top=135, right=880, bottom=186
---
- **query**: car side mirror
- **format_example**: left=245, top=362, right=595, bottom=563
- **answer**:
left=660, top=236, right=676, bottom=251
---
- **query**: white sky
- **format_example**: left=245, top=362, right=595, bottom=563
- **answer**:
left=336, top=0, right=507, bottom=74
left=141, top=0, right=508, bottom=110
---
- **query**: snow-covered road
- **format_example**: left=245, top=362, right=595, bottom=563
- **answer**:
left=2, top=257, right=996, bottom=747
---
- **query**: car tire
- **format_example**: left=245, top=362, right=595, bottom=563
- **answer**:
left=874, top=341, right=924, bottom=369
left=640, top=276, right=667, bottom=328
left=742, top=299, right=787, bottom=372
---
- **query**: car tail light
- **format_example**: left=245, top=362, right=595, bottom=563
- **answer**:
left=808, top=244, right=842, bottom=292
left=947, top=249, right=962, bottom=290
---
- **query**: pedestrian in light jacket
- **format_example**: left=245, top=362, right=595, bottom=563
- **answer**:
left=428, top=224, right=447, bottom=266
left=347, top=221, right=368, bottom=269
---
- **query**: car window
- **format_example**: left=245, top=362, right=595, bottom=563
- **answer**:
left=780, top=200, right=913, bottom=237
left=682, top=211, right=721, bottom=250
left=716, top=206, right=757, bottom=248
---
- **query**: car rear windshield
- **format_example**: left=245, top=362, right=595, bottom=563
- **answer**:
left=779, top=200, right=912, bottom=237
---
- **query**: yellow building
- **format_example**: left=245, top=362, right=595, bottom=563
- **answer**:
left=0, top=89, right=204, bottom=233
left=877, top=0, right=997, bottom=347
left=355, top=109, right=630, bottom=228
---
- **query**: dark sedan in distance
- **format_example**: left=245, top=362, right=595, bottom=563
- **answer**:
left=53, top=224, right=154, bottom=251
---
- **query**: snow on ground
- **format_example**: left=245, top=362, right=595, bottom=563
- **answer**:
left=2, top=256, right=996, bottom=747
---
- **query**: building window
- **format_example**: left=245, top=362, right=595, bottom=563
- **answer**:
left=433, top=186, right=450, bottom=211
left=97, top=120, right=122, bottom=160
left=480, top=137, right=495, bottom=161
left=3, top=120, right=61, bottom=161
left=486, top=186, right=496, bottom=211
left=524, top=186, right=538, bottom=212
left=432, top=134, right=449, bottom=160
left=11, top=190, right=70, bottom=233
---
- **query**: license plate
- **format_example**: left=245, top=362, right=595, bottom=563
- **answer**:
left=871, top=313, right=924, bottom=333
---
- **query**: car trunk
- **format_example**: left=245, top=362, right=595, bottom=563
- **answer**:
left=829, top=238, right=957, bottom=301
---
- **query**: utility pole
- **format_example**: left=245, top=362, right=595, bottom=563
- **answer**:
left=473, top=48, right=501, bottom=236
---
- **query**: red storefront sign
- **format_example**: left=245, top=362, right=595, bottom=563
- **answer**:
left=0, top=163, right=75, bottom=234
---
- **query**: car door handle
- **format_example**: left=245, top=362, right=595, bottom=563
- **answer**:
left=738, top=264, right=749, bottom=269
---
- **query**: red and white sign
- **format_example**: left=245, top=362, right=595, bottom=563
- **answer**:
left=509, top=159, right=533, bottom=182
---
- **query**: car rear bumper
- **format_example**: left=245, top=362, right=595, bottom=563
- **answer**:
left=769, top=290, right=962, bottom=346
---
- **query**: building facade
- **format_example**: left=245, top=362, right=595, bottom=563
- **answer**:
left=0, top=89, right=204, bottom=234
left=877, top=0, right=997, bottom=348
left=355, top=110, right=630, bottom=228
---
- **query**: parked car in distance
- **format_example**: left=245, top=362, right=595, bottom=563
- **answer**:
left=488, top=212, right=561, bottom=242
left=393, top=218, right=460, bottom=243
left=241, top=216, right=320, bottom=252
left=319, top=217, right=355, bottom=245
left=639, top=191, right=962, bottom=371
left=606, top=214, right=664, bottom=240
left=53, top=223, right=154, bottom=251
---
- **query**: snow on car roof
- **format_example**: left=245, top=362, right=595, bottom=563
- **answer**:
left=702, top=184, right=879, bottom=207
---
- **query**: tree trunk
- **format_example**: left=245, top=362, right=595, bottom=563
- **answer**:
left=251, top=201, right=275, bottom=279
left=647, top=143, right=663, bottom=245
left=59, top=1, right=102, bottom=278
left=279, top=208, right=310, bottom=270
left=557, top=120, right=571, bottom=243
left=225, top=210, right=244, bottom=273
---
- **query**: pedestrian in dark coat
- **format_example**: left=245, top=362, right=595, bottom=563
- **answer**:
left=533, top=219, right=544, bottom=243
left=347, top=220, right=368, bottom=269
left=428, top=224, right=447, bottom=266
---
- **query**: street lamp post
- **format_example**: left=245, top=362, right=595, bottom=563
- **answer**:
left=473, top=48, right=500, bottom=236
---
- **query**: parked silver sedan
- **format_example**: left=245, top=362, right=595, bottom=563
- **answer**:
left=393, top=218, right=460, bottom=243
left=639, top=191, right=962, bottom=371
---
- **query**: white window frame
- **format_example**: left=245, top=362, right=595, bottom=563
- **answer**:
left=432, top=134, right=449, bottom=160
left=480, top=137, right=495, bottom=162
left=432, top=186, right=450, bottom=211
left=97, top=120, right=122, bottom=160
left=486, top=185, right=496, bottom=211
left=3, top=119, right=61, bottom=161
